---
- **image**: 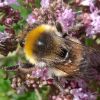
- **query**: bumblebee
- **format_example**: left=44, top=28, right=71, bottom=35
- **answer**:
left=24, top=24, right=100, bottom=79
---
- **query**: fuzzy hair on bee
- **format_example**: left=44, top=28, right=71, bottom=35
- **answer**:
left=24, top=25, right=69, bottom=66
left=24, top=24, right=100, bottom=79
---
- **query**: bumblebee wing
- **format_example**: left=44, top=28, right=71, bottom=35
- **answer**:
left=85, top=48, right=100, bottom=71
left=65, top=36, right=100, bottom=67
left=53, top=63, right=80, bottom=77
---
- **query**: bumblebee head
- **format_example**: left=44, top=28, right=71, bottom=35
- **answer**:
left=24, top=24, right=69, bottom=67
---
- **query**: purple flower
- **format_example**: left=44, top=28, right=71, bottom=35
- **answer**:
left=7, top=0, right=19, bottom=5
left=0, top=0, right=8, bottom=7
left=32, top=67, right=49, bottom=79
left=71, top=88, right=96, bottom=100
left=0, top=0, right=18, bottom=7
left=40, top=0, right=50, bottom=8
left=26, top=14, right=36, bottom=25
left=80, top=0, right=95, bottom=6
left=86, top=9, right=100, bottom=36
left=57, top=8, right=76, bottom=32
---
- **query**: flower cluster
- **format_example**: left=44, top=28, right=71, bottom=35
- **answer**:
left=0, top=6, right=20, bottom=26
left=0, top=0, right=18, bottom=7
left=26, top=0, right=100, bottom=37
left=57, top=8, right=76, bottom=32
left=26, top=0, right=77, bottom=34
left=9, top=66, right=97, bottom=100
left=0, top=5, right=20, bottom=55
left=0, top=30, right=17, bottom=56
left=11, top=67, right=53, bottom=94
left=85, top=9, right=100, bottom=37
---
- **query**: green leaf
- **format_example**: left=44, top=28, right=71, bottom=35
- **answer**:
left=39, top=86, right=50, bottom=100
left=14, top=92, right=37, bottom=100
left=13, top=18, right=27, bottom=33
left=35, top=0, right=41, bottom=8
left=11, top=4, right=32, bottom=19
left=85, top=38, right=94, bottom=46
left=2, top=55, right=19, bottom=66
left=0, top=25, right=5, bottom=32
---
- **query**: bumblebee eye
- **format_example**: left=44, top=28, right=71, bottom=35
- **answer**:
left=58, top=47, right=69, bottom=60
